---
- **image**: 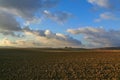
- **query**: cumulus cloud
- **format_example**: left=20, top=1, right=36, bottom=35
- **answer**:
left=0, top=25, right=82, bottom=48
left=87, top=0, right=120, bottom=10
left=0, top=0, right=59, bottom=19
left=0, top=0, right=69, bottom=38
left=24, top=18, right=42, bottom=26
left=0, top=0, right=60, bottom=28
left=0, top=29, right=82, bottom=48
left=0, top=38, right=16, bottom=47
left=87, top=0, right=120, bottom=23
left=43, top=10, right=73, bottom=24
left=22, top=27, right=82, bottom=48
left=0, top=30, right=23, bottom=37
left=0, top=11, right=21, bottom=31
left=0, top=11, right=23, bottom=37
left=0, top=38, right=39, bottom=47
left=88, top=0, right=111, bottom=8
left=95, top=12, right=116, bottom=22
left=68, top=27, right=120, bottom=48
left=0, top=0, right=72, bottom=38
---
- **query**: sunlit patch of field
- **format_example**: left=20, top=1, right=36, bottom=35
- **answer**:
left=0, top=48, right=120, bottom=80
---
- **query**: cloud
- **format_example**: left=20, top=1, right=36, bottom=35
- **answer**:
left=95, top=12, right=116, bottom=22
left=0, top=0, right=59, bottom=19
left=24, top=18, right=42, bottom=26
left=22, top=28, right=82, bottom=48
left=0, top=38, right=39, bottom=47
left=87, top=0, right=120, bottom=22
left=0, top=0, right=59, bottom=27
left=0, top=38, right=16, bottom=47
left=88, top=0, right=110, bottom=8
left=0, top=26, right=82, bottom=48
left=68, top=27, right=120, bottom=48
left=0, top=11, right=21, bottom=31
left=43, top=10, right=73, bottom=24
left=0, top=11, right=23, bottom=37
left=0, top=30, right=23, bottom=37
left=87, top=0, right=120, bottom=10
left=0, top=0, right=72, bottom=38
left=0, top=30, right=82, bottom=48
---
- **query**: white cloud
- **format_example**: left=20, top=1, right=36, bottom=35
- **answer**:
left=0, top=27, right=82, bottom=48
left=68, top=27, right=120, bottom=48
left=22, top=28, right=82, bottom=48
left=43, top=10, right=73, bottom=24
left=24, top=18, right=41, bottom=26
left=0, top=38, right=15, bottom=47
left=95, top=12, right=116, bottom=22
left=87, top=0, right=120, bottom=11
left=88, top=0, right=110, bottom=8
left=0, top=38, right=39, bottom=47
left=0, top=0, right=60, bottom=28
left=0, top=0, right=72, bottom=38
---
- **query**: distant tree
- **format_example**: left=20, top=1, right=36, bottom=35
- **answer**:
left=65, top=46, right=72, bottom=49
left=65, top=46, right=68, bottom=49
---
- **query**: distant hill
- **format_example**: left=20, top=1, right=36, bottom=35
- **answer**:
left=0, top=46, right=120, bottom=50
left=94, top=47, right=120, bottom=50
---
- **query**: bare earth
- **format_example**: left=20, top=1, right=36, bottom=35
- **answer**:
left=0, top=48, right=120, bottom=80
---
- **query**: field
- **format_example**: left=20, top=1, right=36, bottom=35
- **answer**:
left=1, top=48, right=120, bottom=80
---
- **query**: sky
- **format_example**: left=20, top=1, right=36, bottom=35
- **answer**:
left=0, top=0, right=120, bottom=48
